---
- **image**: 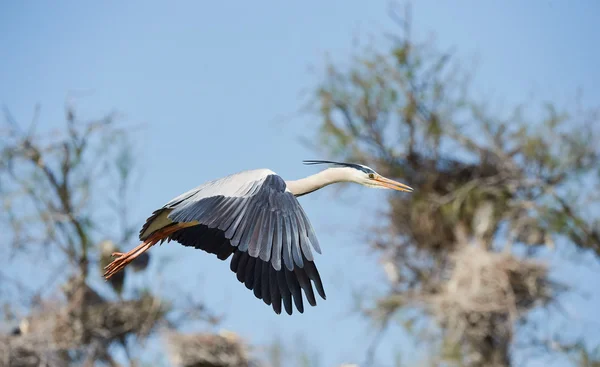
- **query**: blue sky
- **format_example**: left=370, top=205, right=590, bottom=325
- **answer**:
left=1, top=1, right=599, bottom=366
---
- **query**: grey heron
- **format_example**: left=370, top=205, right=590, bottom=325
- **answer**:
left=104, top=160, right=413, bottom=315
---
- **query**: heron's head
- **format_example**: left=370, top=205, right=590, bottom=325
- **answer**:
left=303, top=160, right=413, bottom=192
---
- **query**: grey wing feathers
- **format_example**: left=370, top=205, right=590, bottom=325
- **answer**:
left=148, top=169, right=325, bottom=315
left=167, top=172, right=322, bottom=271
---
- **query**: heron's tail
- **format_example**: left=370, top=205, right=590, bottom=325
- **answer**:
left=103, top=223, right=194, bottom=279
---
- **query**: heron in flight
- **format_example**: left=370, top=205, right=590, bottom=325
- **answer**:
left=104, top=160, right=413, bottom=315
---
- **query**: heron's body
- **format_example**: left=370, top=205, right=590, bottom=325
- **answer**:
left=104, top=161, right=412, bottom=315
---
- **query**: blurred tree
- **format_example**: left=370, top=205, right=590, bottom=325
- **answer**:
left=0, top=101, right=246, bottom=366
left=306, top=3, right=600, bottom=367
left=265, top=335, right=323, bottom=367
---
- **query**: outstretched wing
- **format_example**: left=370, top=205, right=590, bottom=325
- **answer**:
left=143, top=169, right=325, bottom=315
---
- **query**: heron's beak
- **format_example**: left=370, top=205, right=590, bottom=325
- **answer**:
left=374, top=175, right=414, bottom=192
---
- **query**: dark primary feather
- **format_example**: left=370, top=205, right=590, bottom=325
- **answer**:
left=144, top=172, right=326, bottom=315
left=167, top=223, right=325, bottom=314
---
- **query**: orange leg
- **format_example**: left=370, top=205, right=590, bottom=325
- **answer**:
left=103, top=223, right=195, bottom=280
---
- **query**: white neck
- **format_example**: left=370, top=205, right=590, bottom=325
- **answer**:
left=285, top=168, right=355, bottom=196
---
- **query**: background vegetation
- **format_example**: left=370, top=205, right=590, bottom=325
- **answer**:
left=1, top=3, right=599, bottom=367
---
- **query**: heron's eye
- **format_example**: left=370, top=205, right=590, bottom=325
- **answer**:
left=368, top=173, right=375, bottom=179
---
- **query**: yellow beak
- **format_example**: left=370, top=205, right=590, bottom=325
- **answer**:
left=374, top=175, right=414, bottom=192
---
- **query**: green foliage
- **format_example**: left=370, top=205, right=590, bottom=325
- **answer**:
left=0, top=103, right=216, bottom=366
left=307, top=3, right=600, bottom=366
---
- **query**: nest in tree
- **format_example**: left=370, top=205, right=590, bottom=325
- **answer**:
left=165, top=330, right=253, bottom=367
left=387, top=154, right=514, bottom=257
left=425, top=245, right=557, bottom=349
left=391, top=195, right=457, bottom=254
left=0, top=293, right=167, bottom=367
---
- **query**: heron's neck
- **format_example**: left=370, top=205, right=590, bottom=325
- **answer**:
left=285, top=168, right=352, bottom=197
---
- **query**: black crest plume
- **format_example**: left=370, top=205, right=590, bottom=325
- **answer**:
left=302, top=160, right=375, bottom=174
